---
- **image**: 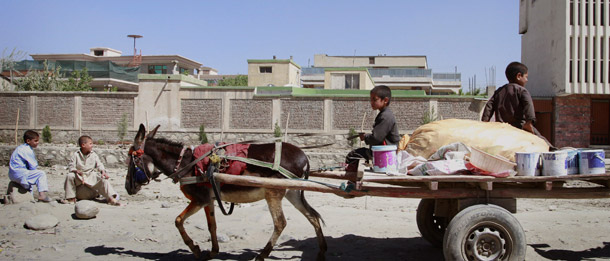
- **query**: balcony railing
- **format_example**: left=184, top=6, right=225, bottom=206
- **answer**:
left=369, top=68, right=432, bottom=78
left=433, top=73, right=461, bottom=81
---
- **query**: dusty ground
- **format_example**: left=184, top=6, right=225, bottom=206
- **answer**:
left=1, top=165, right=610, bottom=261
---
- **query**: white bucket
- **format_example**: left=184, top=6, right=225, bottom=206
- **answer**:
left=579, top=149, right=606, bottom=174
left=541, top=151, right=568, bottom=176
left=563, top=149, right=580, bottom=175
left=515, top=152, right=540, bottom=176
left=371, top=145, right=398, bottom=174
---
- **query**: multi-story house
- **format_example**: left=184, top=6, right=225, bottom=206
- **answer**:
left=300, top=54, right=461, bottom=95
left=520, top=0, right=610, bottom=147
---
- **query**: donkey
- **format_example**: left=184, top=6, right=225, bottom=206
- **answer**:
left=125, top=124, right=327, bottom=260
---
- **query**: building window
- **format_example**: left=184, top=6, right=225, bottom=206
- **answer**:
left=345, top=74, right=360, bottom=89
left=179, top=67, right=189, bottom=74
left=570, top=0, right=574, bottom=25
left=260, top=66, right=272, bottom=73
left=570, top=60, right=574, bottom=83
left=93, top=50, right=104, bottom=56
left=586, top=37, right=589, bottom=83
left=570, top=36, right=574, bottom=83
left=602, top=37, right=605, bottom=83
left=579, top=0, right=582, bottom=25
left=593, top=0, right=597, bottom=26
left=148, top=65, right=167, bottom=74
left=369, top=57, right=375, bottom=64
left=599, top=1, right=606, bottom=26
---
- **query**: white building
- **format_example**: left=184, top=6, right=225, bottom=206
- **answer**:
left=520, top=0, right=610, bottom=146
left=301, top=54, right=461, bottom=95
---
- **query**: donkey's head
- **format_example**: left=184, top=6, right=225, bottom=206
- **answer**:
left=125, top=124, right=160, bottom=195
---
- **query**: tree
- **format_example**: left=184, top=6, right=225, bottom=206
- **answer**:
left=274, top=121, right=282, bottom=138
left=62, top=67, right=92, bottom=91
left=14, top=60, right=64, bottom=91
left=421, top=107, right=440, bottom=125
left=1, top=48, right=27, bottom=90
left=117, top=113, right=129, bottom=143
left=218, top=75, right=248, bottom=86
left=199, top=124, right=209, bottom=144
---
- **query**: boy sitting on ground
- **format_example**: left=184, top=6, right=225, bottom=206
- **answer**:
left=61, top=135, right=122, bottom=206
left=9, top=130, right=52, bottom=202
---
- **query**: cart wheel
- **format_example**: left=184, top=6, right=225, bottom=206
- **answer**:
left=443, top=204, right=526, bottom=261
left=416, top=199, right=447, bottom=247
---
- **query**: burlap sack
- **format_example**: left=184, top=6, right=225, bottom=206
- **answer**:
left=402, top=119, right=549, bottom=162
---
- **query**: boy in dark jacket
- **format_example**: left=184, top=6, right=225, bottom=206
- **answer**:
left=346, top=85, right=401, bottom=168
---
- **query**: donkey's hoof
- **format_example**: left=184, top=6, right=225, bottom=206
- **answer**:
left=206, top=250, right=218, bottom=259
left=192, top=245, right=202, bottom=259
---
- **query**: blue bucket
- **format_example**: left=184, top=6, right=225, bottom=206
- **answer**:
left=578, top=149, right=606, bottom=174
left=515, top=152, right=540, bottom=176
left=563, top=149, right=580, bottom=175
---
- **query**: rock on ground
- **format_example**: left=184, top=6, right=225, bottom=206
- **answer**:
left=25, top=213, right=59, bottom=230
left=74, top=200, right=99, bottom=219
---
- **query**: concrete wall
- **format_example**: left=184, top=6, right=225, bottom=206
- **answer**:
left=520, top=0, right=568, bottom=96
left=0, top=76, right=485, bottom=145
left=0, top=92, right=136, bottom=139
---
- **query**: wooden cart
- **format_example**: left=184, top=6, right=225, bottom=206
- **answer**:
left=212, top=162, right=610, bottom=261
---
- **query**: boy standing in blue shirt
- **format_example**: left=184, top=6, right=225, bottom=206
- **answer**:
left=9, top=130, right=52, bottom=202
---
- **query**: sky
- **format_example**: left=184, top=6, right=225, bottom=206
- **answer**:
left=1, top=0, right=521, bottom=90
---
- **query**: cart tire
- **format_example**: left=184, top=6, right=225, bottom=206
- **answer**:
left=416, top=199, right=447, bottom=247
left=443, top=204, right=526, bottom=261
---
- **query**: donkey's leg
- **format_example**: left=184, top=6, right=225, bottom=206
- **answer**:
left=257, top=189, right=287, bottom=261
left=175, top=201, right=204, bottom=259
left=286, top=189, right=327, bottom=260
left=203, top=205, right=219, bottom=259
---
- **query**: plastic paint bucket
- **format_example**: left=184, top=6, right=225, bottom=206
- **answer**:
left=563, top=149, right=580, bottom=175
left=515, top=152, right=540, bottom=176
left=578, top=149, right=606, bottom=174
left=371, top=145, right=398, bottom=173
left=541, top=151, right=568, bottom=176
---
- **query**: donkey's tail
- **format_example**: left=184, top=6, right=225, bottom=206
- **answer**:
left=300, top=161, right=325, bottom=226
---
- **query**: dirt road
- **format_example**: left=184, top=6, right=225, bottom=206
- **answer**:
left=1, top=166, right=610, bottom=260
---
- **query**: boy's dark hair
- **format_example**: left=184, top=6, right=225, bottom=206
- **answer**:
left=505, top=62, right=528, bottom=83
left=371, top=85, right=392, bottom=105
left=23, top=130, right=39, bottom=143
left=78, top=135, right=92, bottom=146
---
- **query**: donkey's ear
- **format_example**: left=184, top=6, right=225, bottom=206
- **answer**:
left=135, top=124, right=146, bottom=145
left=146, top=125, right=160, bottom=139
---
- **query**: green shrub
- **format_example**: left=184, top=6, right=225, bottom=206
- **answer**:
left=117, top=113, right=128, bottom=142
left=199, top=124, right=209, bottom=144
left=421, top=107, right=439, bottom=125
left=42, top=125, right=52, bottom=143
left=274, top=121, right=282, bottom=138
left=348, top=127, right=358, bottom=147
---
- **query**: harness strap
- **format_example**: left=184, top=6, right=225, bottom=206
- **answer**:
left=179, top=175, right=208, bottom=186
left=223, top=155, right=300, bottom=179
left=167, top=150, right=212, bottom=182
left=173, top=146, right=188, bottom=173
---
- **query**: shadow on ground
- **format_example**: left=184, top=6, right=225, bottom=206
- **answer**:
left=530, top=242, right=610, bottom=261
left=85, top=236, right=610, bottom=260
left=85, top=234, right=443, bottom=260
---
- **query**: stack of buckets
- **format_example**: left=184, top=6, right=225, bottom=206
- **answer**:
left=515, top=149, right=606, bottom=176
